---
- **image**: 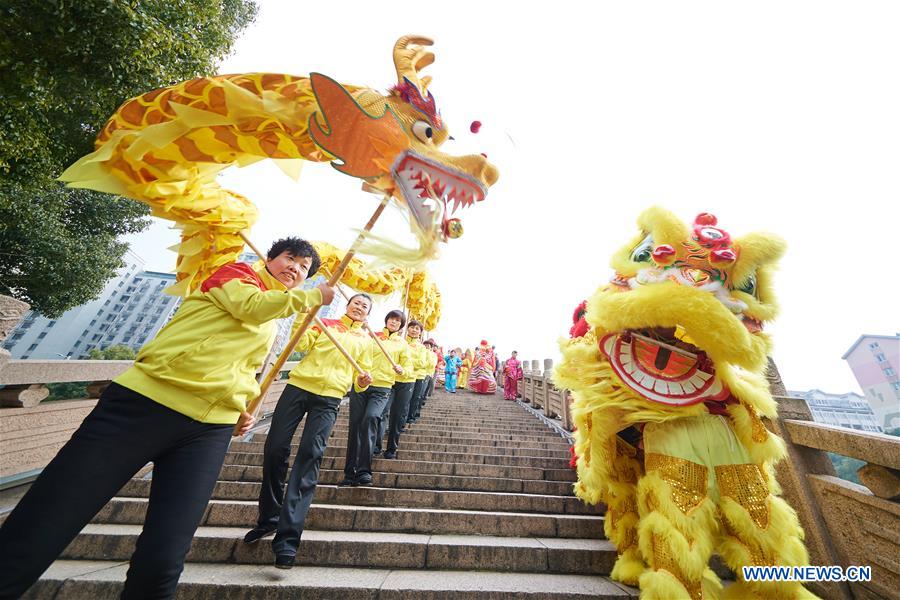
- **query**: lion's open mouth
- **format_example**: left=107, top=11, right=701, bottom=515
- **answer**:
left=599, top=328, right=730, bottom=406
left=392, top=151, right=487, bottom=235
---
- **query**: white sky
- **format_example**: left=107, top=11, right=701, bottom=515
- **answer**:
left=125, top=0, right=899, bottom=394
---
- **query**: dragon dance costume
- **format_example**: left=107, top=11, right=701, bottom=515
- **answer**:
left=555, top=208, right=816, bottom=600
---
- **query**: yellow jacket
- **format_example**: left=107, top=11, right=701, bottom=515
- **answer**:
left=370, top=329, right=411, bottom=389
left=287, top=315, right=372, bottom=399
left=115, top=261, right=322, bottom=424
left=395, top=336, right=422, bottom=384
left=424, top=348, right=438, bottom=378
left=407, top=338, right=431, bottom=381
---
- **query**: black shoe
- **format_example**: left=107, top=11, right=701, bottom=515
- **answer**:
left=355, top=473, right=374, bottom=486
left=383, top=451, right=397, bottom=459
left=373, top=447, right=383, bottom=456
left=243, top=526, right=276, bottom=544
left=274, top=553, right=295, bottom=570
left=338, top=477, right=355, bottom=487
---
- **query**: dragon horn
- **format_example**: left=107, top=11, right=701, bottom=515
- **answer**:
left=393, top=35, right=435, bottom=93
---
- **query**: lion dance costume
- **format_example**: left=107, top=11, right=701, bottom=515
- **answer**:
left=555, top=208, right=816, bottom=600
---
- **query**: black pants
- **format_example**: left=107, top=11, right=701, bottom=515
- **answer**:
left=407, top=378, right=427, bottom=422
left=343, top=386, right=391, bottom=478
left=0, top=383, right=232, bottom=600
left=255, top=384, right=340, bottom=557
left=425, top=375, right=435, bottom=398
left=373, top=391, right=393, bottom=453
left=386, top=381, right=415, bottom=453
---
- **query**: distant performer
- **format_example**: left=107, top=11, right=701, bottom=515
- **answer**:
left=503, top=351, right=523, bottom=401
left=467, top=340, right=497, bottom=394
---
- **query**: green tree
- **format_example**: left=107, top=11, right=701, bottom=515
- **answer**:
left=88, top=344, right=137, bottom=360
left=46, top=344, right=137, bottom=400
left=828, top=452, right=865, bottom=485
left=0, top=0, right=258, bottom=316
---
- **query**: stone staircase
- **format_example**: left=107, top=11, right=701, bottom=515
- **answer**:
left=28, top=389, right=636, bottom=598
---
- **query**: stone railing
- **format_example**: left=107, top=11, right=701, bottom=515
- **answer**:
left=514, top=355, right=898, bottom=600
left=0, top=358, right=298, bottom=487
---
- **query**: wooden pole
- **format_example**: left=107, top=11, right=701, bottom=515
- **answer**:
left=320, top=266, right=401, bottom=372
left=239, top=231, right=364, bottom=377
left=313, top=316, right=363, bottom=374
left=246, top=195, right=390, bottom=419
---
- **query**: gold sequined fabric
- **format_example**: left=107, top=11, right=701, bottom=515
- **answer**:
left=651, top=533, right=703, bottom=600
left=645, top=453, right=708, bottom=515
left=716, top=463, right=770, bottom=529
left=744, top=403, right=770, bottom=443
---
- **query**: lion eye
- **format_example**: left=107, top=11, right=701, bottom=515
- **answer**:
left=630, top=234, right=654, bottom=263
left=412, top=120, right=434, bottom=143
left=737, top=272, right=758, bottom=297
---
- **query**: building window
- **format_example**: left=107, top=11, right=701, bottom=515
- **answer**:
left=876, top=353, right=887, bottom=362
left=92, top=334, right=102, bottom=341
left=885, top=368, right=896, bottom=377
left=37, top=332, right=47, bottom=339
left=21, top=355, right=29, bottom=359
left=869, top=342, right=880, bottom=349
left=73, top=341, right=81, bottom=348
left=11, top=332, right=24, bottom=341
left=47, top=320, right=57, bottom=327
left=27, top=343, right=38, bottom=351
left=892, top=382, right=900, bottom=391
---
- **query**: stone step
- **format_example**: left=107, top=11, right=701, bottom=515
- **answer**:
left=225, top=448, right=573, bottom=470
left=31, top=561, right=637, bottom=599
left=252, top=455, right=576, bottom=483
left=59, top=525, right=617, bottom=575
left=118, top=480, right=602, bottom=516
left=328, top=433, right=571, bottom=450
left=94, top=497, right=604, bottom=539
left=332, top=416, right=549, bottom=428
left=252, top=429, right=564, bottom=445
left=235, top=440, right=569, bottom=459
left=218, top=466, right=575, bottom=496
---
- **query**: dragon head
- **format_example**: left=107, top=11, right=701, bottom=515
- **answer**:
left=308, top=36, right=499, bottom=255
left=580, top=207, right=785, bottom=407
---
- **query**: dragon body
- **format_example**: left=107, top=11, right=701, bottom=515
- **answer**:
left=60, top=36, right=498, bottom=296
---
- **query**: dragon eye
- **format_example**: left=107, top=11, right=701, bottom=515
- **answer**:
left=737, top=272, right=758, bottom=297
left=630, top=234, right=654, bottom=263
left=412, top=121, right=434, bottom=143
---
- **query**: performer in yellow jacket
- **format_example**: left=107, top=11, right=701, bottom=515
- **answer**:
left=384, top=320, right=427, bottom=459
left=340, top=310, right=410, bottom=486
left=244, top=294, right=373, bottom=567
left=0, top=238, right=330, bottom=598
left=408, top=334, right=438, bottom=423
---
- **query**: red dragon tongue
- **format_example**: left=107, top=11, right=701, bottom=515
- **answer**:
left=308, top=72, right=409, bottom=179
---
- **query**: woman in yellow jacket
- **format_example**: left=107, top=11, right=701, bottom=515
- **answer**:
left=245, top=294, right=373, bottom=568
left=340, top=309, right=409, bottom=486
left=384, top=319, right=427, bottom=459
left=0, top=238, right=331, bottom=599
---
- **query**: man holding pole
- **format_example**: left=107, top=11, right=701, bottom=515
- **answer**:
left=244, top=294, right=373, bottom=568
left=0, top=238, right=331, bottom=599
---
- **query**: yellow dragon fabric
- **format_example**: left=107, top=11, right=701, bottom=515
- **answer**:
left=311, top=242, right=441, bottom=331
left=555, top=207, right=817, bottom=600
left=59, top=35, right=498, bottom=296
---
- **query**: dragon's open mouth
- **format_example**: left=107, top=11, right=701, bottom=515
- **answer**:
left=600, top=328, right=729, bottom=406
left=392, top=151, right=487, bottom=234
